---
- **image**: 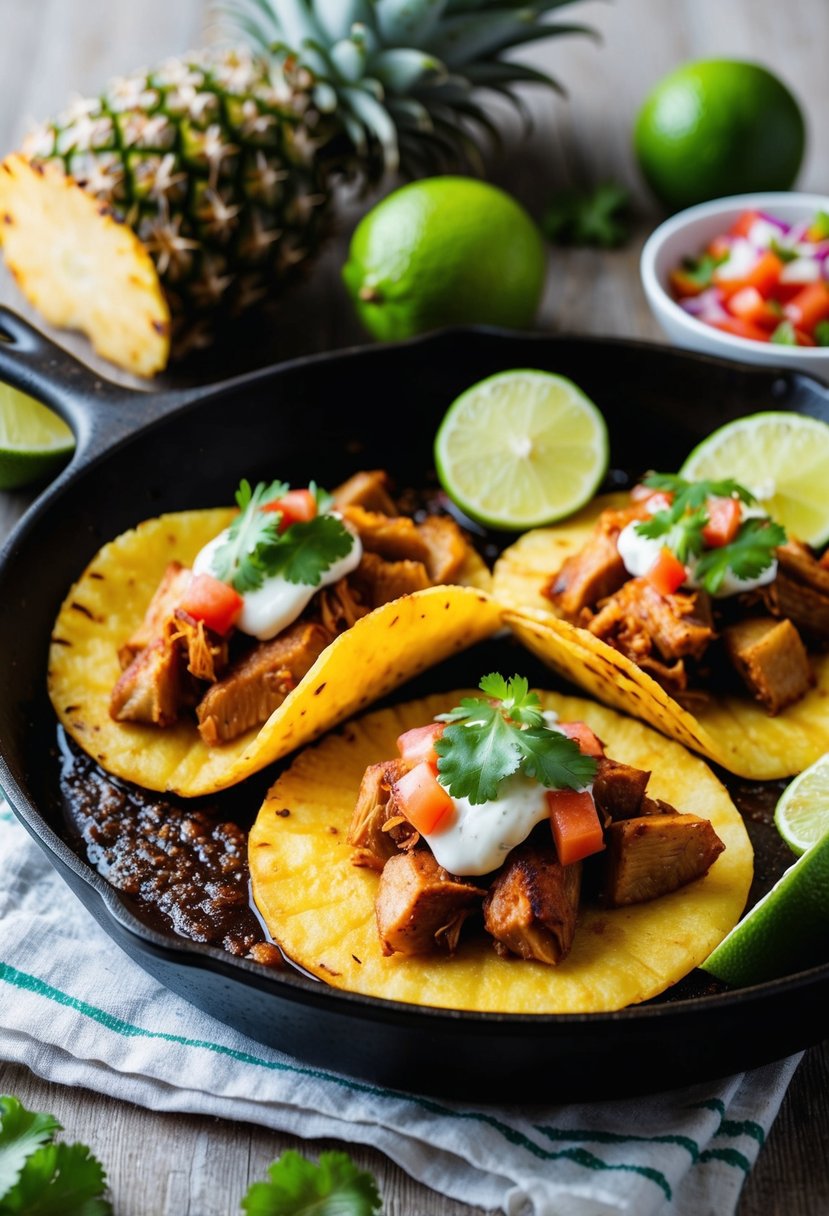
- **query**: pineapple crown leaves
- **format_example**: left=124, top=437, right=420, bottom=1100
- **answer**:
left=225, top=0, right=595, bottom=174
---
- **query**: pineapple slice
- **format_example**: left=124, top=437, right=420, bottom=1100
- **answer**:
left=0, top=154, right=170, bottom=376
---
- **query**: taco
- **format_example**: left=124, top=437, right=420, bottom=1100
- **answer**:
left=493, top=476, right=829, bottom=779
left=48, top=470, right=501, bottom=797
left=248, top=679, right=752, bottom=1014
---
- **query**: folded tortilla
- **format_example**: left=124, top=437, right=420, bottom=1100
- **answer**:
left=248, top=689, right=752, bottom=1014
left=48, top=509, right=501, bottom=797
left=493, top=494, right=829, bottom=780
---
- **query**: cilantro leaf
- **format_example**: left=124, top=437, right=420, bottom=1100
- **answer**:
left=0, top=1097, right=111, bottom=1216
left=771, top=320, right=798, bottom=346
left=642, top=473, right=755, bottom=510
left=435, top=675, right=597, bottom=805
left=436, top=705, right=523, bottom=804
left=212, top=480, right=286, bottom=592
left=810, top=209, right=829, bottom=240
left=479, top=673, right=544, bottom=726
left=769, top=237, right=798, bottom=264
left=694, top=518, right=786, bottom=594
left=675, top=250, right=728, bottom=289
left=636, top=505, right=708, bottom=564
left=211, top=480, right=351, bottom=593
left=815, top=320, right=829, bottom=347
left=635, top=474, right=758, bottom=562
left=542, top=182, right=630, bottom=249
left=262, top=515, right=354, bottom=587
left=241, top=1150, right=381, bottom=1215
left=513, top=726, right=598, bottom=790
left=0, top=1098, right=60, bottom=1198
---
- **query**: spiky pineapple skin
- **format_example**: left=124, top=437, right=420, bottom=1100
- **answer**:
left=13, top=47, right=335, bottom=364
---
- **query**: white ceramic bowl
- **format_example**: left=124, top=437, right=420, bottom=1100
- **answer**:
left=640, top=192, right=829, bottom=379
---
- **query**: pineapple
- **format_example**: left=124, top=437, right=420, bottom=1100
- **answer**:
left=0, top=2, right=590, bottom=376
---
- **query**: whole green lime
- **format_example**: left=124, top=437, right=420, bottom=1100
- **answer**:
left=342, top=176, right=546, bottom=341
left=634, top=60, right=806, bottom=211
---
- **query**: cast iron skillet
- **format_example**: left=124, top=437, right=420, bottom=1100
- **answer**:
left=0, top=305, right=827, bottom=1102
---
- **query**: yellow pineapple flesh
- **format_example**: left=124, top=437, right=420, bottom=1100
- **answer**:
left=0, top=154, right=170, bottom=376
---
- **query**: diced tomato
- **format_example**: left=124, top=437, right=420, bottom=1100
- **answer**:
left=630, top=485, right=673, bottom=513
left=179, top=573, right=243, bottom=636
left=795, top=328, right=817, bottom=347
left=558, top=721, right=605, bottom=758
left=728, top=210, right=763, bottom=240
left=393, top=763, right=455, bottom=836
left=646, top=547, right=686, bottom=596
left=727, top=286, right=782, bottom=331
left=702, top=496, right=741, bottom=548
left=784, top=282, right=829, bottom=334
left=261, top=488, right=317, bottom=531
left=714, top=251, right=784, bottom=300
left=669, top=269, right=707, bottom=298
left=397, top=723, right=444, bottom=769
left=707, top=235, right=732, bottom=260
left=710, top=316, right=771, bottom=343
left=547, top=789, right=605, bottom=866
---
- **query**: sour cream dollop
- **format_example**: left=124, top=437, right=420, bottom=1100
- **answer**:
left=425, top=772, right=554, bottom=876
left=192, top=517, right=362, bottom=640
left=421, top=711, right=592, bottom=877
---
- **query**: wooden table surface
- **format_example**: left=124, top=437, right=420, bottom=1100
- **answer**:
left=1, top=2, right=827, bottom=1213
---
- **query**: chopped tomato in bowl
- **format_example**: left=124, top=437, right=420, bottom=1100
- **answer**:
left=641, top=193, right=829, bottom=378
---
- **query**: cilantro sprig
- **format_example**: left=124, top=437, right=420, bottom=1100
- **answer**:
left=694, top=516, right=787, bottom=594
left=0, top=1095, right=111, bottom=1215
left=675, top=249, right=728, bottom=290
left=242, top=1150, right=381, bottom=1215
left=634, top=473, right=785, bottom=594
left=211, top=479, right=353, bottom=593
left=434, top=674, right=597, bottom=805
left=542, top=182, right=630, bottom=249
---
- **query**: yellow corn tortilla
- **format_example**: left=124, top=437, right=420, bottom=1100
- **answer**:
left=493, top=494, right=829, bottom=780
left=248, top=689, right=752, bottom=1014
left=48, top=509, right=501, bottom=797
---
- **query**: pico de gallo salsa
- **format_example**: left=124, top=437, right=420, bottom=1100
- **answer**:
left=670, top=208, right=829, bottom=348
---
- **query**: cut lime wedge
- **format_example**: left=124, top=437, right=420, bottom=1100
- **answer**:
left=680, top=411, right=829, bottom=546
left=0, top=382, right=75, bottom=490
left=773, top=753, right=829, bottom=856
left=434, top=369, right=608, bottom=531
left=700, top=831, right=829, bottom=987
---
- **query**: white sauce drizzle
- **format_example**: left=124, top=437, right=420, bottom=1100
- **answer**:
left=192, top=516, right=362, bottom=641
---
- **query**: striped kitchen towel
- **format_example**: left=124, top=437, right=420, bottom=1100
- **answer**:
left=0, top=801, right=799, bottom=1216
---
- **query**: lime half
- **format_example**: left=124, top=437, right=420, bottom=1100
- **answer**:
left=700, top=831, right=829, bottom=987
left=774, top=754, right=829, bottom=855
left=0, top=382, right=74, bottom=490
left=434, top=370, right=608, bottom=531
left=680, top=412, right=829, bottom=546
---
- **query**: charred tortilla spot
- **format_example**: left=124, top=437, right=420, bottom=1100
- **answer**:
left=274, top=808, right=290, bottom=818
left=51, top=636, right=71, bottom=646
left=70, top=601, right=96, bottom=620
left=318, top=962, right=341, bottom=977
left=63, top=704, right=80, bottom=713
left=89, top=571, right=105, bottom=580
left=352, top=955, right=362, bottom=964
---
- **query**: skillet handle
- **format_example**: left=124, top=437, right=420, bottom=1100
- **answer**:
left=0, top=307, right=199, bottom=462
